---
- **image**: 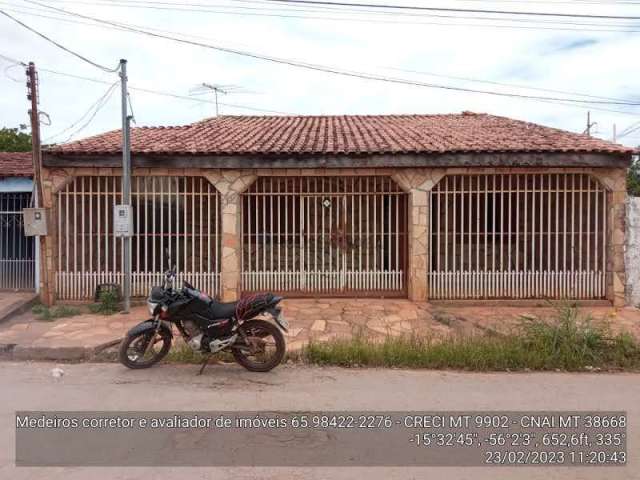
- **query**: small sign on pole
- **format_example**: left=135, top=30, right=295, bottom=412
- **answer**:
left=113, top=204, right=133, bottom=237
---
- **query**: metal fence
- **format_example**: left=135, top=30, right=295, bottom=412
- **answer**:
left=429, top=173, right=608, bottom=300
left=0, top=191, right=35, bottom=290
left=56, top=176, right=221, bottom=300
left=241, top=176, right=408, bottom=296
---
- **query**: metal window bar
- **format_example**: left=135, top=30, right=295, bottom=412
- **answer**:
left=429, top=173, right=607, bottom=300
left=56, top=176, right=221, bottom=300
left=0, top=192, right=35, bottom=290
left=241, top=176, right=408, bottom=297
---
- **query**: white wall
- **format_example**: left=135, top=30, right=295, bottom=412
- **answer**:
left=626, top=197, right=640, bottom=306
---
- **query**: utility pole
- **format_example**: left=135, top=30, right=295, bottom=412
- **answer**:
left=120, top=58, right=132, bottom=313
left=26, top=62, right=48, bottom=302
left=613, top=123, right=617, bottom=143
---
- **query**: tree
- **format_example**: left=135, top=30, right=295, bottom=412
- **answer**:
left=0, top=125, right=31, bottom=152
left=628, top=155, right=640, bottom=197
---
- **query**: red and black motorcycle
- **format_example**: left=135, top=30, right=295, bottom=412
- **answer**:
left=118, top=261, right=288, bottom=373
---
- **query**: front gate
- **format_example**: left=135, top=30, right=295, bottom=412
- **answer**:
left=429, top=173, right=608, bottom=300
left=241, top=176, right=408, bottom=297
left=56, top=176, right=221, bottom=300
left=0, top=191, right=35, bottom=290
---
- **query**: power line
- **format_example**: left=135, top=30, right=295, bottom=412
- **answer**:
left=387, top=67, right=635, bottom=104
left=0, top=8, right=119, bottom=72
left=24, top=1, right=640, bottom=107
left=0, top=51, right=26, bottom=66
left=6, top=2, right=639, bottom=36
left=261, top=0, right=640, bottom=19
left=18, top=62, right=296, bottom=114
left=22, top=0, right=640, bottom=32
left=45, top=81, right=119, bottom=143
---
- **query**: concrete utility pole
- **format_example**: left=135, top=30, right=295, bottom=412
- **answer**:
left=613, top=123, right=617, bottom=143
left=26, top=62, right=48, bottom=302
left=586, top=111, right=591, bottom=136
left=120, top=59, right=132, bottom=313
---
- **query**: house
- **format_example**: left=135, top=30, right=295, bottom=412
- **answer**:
left=0, top=151, right=36, bottom=291
left=40, top=113, right=633, bottom=306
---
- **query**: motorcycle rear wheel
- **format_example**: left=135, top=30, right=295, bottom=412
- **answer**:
left=232, top=319, right=285, bottom=372
left=119, top=330, right=172, bottom=369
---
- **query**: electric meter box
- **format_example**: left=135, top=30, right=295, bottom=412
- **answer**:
left=114, top=204, right=133, bottom=237
left=23, top=208, right=48, bottom=236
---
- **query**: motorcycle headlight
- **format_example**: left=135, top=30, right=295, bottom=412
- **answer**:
left=147, top=301, right=159, bottom=315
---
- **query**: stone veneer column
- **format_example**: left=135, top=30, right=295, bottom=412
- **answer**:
left=594, top=168, right=627, bottom=307
left=205, top=170, right=256, bottom=302
left=393, top=170, right=444, bottom=302
left=40, top=167, right=76, bottom=306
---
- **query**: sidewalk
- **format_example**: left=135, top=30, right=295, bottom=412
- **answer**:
left=0, top=299, right=638, bottom=361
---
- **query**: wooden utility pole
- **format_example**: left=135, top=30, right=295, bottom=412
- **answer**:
left=26, top=62, right=49, bottom=303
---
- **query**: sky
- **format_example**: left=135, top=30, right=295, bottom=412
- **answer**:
left=1, top=0, right=640, bottom=147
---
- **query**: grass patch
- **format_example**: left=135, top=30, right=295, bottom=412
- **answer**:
left=32, top=304, right=82, bottom=321
left=302, top=305, right=640, bottom=371
left=89, top=289, right=120, bottom=316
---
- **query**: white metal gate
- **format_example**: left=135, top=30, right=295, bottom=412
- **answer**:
left=56, top=176, right=221, bottom=300
left=0, top=192, right=35, bottom=290
left=429, top=173, right=607, bottom=300
left=241, top=176, right=408, bottom=296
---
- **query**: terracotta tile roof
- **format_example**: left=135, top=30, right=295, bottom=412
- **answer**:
left=47, top=113, right=633, bottom=157
left=0, top=152, right=33, bottom=177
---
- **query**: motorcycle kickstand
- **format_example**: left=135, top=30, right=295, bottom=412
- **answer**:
left=198, top=354, right=213, bottom=375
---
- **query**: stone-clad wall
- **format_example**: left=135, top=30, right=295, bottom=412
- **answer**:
left=38, top=165, right=628, bottom=306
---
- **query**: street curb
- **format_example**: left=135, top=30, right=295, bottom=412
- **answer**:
left=0, top=293, right=39, bottom=325
left=0, top=337, right=124, bottom=362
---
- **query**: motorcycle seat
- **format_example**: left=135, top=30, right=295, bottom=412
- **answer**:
left=209, top=300, right=238, bottom=320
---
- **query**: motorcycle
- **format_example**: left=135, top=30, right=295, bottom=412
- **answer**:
left=118, top=258, right=288, bottom=373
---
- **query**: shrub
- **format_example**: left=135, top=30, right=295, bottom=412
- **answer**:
left=89, top=289, right=120, bottom=315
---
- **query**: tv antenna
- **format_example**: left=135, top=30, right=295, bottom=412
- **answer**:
left=189, top=83, right=256, bottom=116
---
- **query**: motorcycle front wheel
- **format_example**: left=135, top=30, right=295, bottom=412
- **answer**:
left=232, top=319, right=285, bottom=372
left=118, top=330, right=172, bottom=369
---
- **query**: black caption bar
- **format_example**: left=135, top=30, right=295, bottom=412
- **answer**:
left=16, top=411, right=627, bottom=467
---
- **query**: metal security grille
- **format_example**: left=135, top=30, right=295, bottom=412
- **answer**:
left=57, top=176, right=220, bottom=300
left=0, top=192, right=35, bottom=290
left=241, top=176, right=408, bottom=296
left=429, top=174, right=608, bottom=300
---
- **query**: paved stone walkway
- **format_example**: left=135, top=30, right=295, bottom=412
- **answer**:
left=0, top=299, right=638, bottom=360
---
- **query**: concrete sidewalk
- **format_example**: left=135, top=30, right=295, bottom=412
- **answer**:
left=0, top=299, right=639, bottom=361
left=0, top=291, right=38, bottom=324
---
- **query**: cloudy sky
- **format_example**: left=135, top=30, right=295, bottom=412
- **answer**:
left=1, top=0, right=639, bottom=146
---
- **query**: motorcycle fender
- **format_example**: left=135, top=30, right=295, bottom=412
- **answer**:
left=126, top=319, right=173, bottom=338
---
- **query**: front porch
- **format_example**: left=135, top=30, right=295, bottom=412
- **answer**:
left=1, top=299, right=637, bottom=361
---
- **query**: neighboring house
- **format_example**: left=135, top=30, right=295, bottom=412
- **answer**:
left=40, top=113, right=633, bottom=306
left=0, top=152, right=36, bottom=291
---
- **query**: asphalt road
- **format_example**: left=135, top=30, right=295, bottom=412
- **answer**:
left=1, top=361, right=638, bottom=479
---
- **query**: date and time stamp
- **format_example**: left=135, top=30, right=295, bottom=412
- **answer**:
left=282, top=412, right=628, bottom=466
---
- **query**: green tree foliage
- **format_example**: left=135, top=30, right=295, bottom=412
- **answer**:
left=628, top=156, right=640, bottom=197
left=0, top=125, right=31, bottom=152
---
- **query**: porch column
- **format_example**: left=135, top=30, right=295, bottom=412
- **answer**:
left=595, top=169, right=627, bottom=307
left=205, top=171, right=256, bottom=302
left=393, top=169, right=444, bottom=302
left=408, top=188, right=429, bottom=301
